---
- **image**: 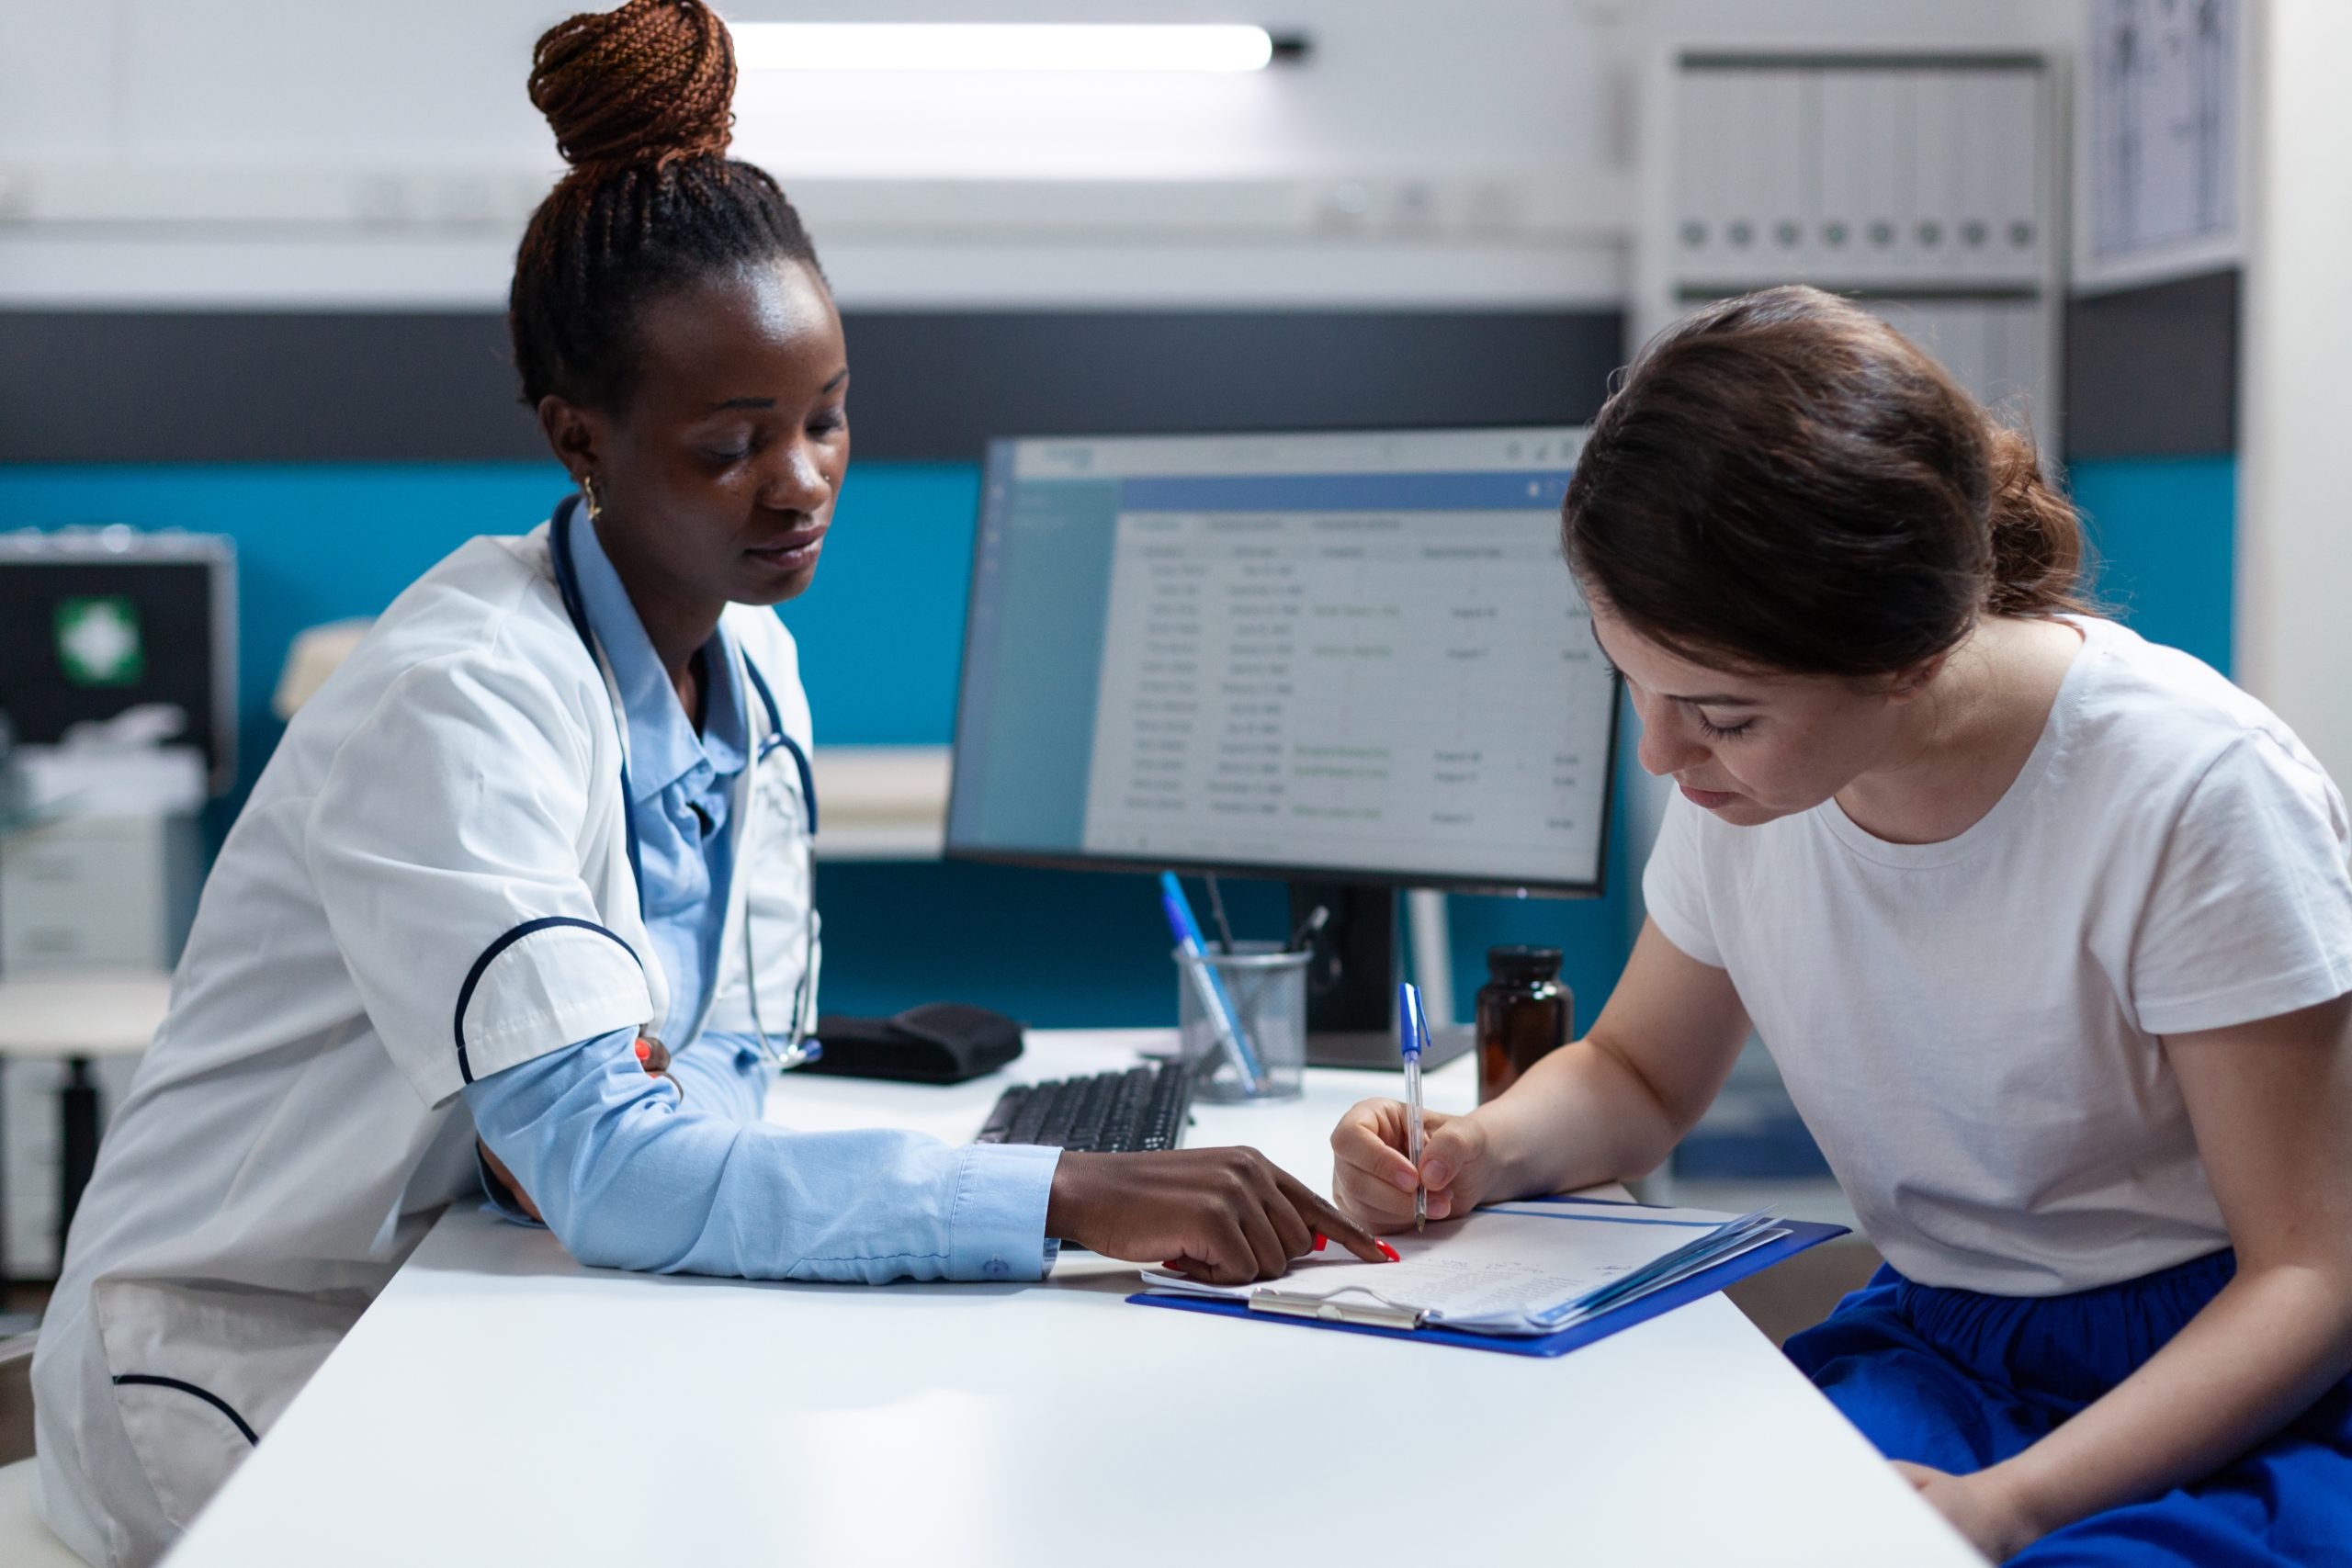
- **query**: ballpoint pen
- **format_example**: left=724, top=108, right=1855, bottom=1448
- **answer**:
left=1159, top=872, right=1266, bottom=1090
left=1400, top=981, right=1428, bottom=1232
left=1204, top=873, right=1238, bottom=954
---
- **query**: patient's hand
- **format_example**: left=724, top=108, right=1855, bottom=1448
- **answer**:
left=1330, top=1100, right=1497, bottom=1232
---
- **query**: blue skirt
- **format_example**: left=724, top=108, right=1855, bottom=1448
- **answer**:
left=1784, top=1250, right=2352, bottom=1565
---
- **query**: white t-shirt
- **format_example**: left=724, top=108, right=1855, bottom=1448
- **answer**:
left=1642, top=615, right=2352, bottom=1295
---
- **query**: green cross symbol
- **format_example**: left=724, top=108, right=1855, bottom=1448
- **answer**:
left=55, top=597, right=146, bottom=687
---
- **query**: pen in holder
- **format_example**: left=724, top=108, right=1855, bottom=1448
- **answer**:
left=1175, top=942, right=1308, bottom=1101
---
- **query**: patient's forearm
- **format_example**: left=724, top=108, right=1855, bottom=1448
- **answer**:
left=1985, top=1261, right=2352, bottom=1541
left=1475, top=1033, right=1689, bottom=1201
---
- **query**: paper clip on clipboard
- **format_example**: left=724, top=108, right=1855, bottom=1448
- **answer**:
left=1249, top=1291, right=1426, bottom=1332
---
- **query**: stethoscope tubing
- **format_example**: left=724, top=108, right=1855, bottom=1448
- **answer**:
left=549, top=499, right=820, bottom=1066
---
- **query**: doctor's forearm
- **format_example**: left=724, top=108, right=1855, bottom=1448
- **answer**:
left=466, top=1042, right=1057, bottom=1282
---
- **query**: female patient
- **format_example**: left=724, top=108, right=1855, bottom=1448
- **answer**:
left=34, top=6, right=1376, bottom=1562
left=1335, top=288, right=2352, bottom=1562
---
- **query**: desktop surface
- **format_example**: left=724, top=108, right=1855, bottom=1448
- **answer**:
left=168, top=1033, right=1980, bottom=1568
left=946, top=428, right=1616, bottom=897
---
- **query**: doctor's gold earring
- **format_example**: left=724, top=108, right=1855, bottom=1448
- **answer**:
left=581, top=475, right=605, bottom=524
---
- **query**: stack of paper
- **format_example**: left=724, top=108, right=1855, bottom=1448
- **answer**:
left=1138, top=1197, right=1789, bottom=1337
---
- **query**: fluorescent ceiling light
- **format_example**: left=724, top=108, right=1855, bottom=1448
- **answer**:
left=730, top=23, right=1278, bottom=74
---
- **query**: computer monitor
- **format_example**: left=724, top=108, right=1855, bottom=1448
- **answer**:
left=945, top=426, right=1620, bottom=1061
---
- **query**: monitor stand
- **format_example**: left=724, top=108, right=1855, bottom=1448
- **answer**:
left=1291, top=882, right=1476, bottom=1071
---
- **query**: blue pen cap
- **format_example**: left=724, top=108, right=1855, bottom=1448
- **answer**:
left=1398, top=981, right=1424, bottom=1058
left=1158, top=871, right=1198, bottom=938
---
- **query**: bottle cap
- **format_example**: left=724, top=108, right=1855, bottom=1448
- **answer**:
left=1486, top=944, right=1563, bottom=981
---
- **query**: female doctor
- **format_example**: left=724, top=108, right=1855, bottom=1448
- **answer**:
left=1333, top=288, right=2352, bottom=1563
left=33, top=6, right=1381, bottom=1563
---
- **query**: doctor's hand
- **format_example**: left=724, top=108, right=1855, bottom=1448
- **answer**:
left=1046, top=1148, right=1390, bottom=1285
left=1330, top=1100, right=1498, bottom=1232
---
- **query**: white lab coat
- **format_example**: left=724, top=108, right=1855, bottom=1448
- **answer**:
left=30, top=517, right=818, bottom=1567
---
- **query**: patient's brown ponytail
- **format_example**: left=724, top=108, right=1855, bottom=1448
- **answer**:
left=1564, top=285, right=2091, bottom=677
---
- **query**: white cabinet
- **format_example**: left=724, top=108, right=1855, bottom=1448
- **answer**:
left=0, top=813, right=200, bottom=974
left=1645, top=51, right=2064, bottom=449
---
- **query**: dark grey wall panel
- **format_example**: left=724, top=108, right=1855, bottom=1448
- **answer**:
left=1, top=311, right=541, bottom=464
left=1, top=308, right=1625, bottom=465
left=2064, top=269, right=2239, bottom=459
left=835, top=311, right=1624, bottom=455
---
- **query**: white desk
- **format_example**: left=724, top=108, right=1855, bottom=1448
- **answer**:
left=167, top=1032, right=1981, bottom=1568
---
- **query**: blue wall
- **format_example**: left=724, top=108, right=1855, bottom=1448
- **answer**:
left=0, top=460, right=1635, bottom=1024
left=2071, top=455, right=2237, bottom=677
left=0, top=460, right=984, bottom=795
left=0, top=454, right=2230, bottom=1030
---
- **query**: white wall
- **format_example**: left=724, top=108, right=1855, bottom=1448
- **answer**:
left=1629, top=0, right=2078, bottom=50
left=0, top=0, right=1617, bottom=176
left=0, top=0, right=1634, bottom=309
left=0, top=1, right=2082, bottom=311
left=2237, top=0, right=2352, bottom=780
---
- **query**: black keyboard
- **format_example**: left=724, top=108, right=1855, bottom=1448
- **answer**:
left=974, top=1062, right=1192, bottom=1154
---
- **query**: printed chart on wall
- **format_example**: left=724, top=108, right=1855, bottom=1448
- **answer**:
left=2083, top=0, right=2243, bottom=288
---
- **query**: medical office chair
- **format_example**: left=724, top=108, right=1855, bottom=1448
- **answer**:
left=0, top=1337, right=85, bottom=1565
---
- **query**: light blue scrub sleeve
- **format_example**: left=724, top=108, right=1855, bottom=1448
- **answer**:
left=463, top=1030, right=1062, bottom=1284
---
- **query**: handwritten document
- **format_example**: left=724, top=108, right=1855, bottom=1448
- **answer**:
left=1139, top=1199, right=1784, bottom=1337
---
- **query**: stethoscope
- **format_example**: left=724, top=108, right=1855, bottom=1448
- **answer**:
left=550, top=497, right=823, bottom=1074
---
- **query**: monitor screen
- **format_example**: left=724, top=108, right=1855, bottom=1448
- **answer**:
left=945, top=427, right=1617, bottom=896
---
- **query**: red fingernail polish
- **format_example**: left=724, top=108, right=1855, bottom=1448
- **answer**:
left=1377, top=1241, right=1401, bottom=1261
left=633, top=1040, right=650, bottom=1061
left=1313, top=1233, right=1329, bottom=1251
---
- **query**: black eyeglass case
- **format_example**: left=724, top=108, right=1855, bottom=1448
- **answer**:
left=803, top=1003, right=1025, bottom=1084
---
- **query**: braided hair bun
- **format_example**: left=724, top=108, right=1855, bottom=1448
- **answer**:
left=530, top=0, right=736, bottom=177
left=509, top=0, right=821, bottom=411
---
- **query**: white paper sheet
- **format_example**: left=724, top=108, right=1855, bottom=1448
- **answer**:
left=1139, top=1199, right=1780, bottom=1335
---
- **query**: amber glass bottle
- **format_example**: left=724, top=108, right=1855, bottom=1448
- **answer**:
left=1476, top=946, right=1571, bottom=1103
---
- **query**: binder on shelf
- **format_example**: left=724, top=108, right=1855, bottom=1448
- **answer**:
left=1948, top=71, right=1996, bottom=284
left=1907, top=68, right=1964, bottom=286
left=1988, top=68, right=2046, bottom=281
left=1750, top=67, right=1810, bottom=283
left=1676, top=67, right=1745, bottom=278
left=1671, top=69, right=1717, bottom=274
left=1815, top=68, right=1875, bottom=281
left=1858, top=69, right=1916, bottom=284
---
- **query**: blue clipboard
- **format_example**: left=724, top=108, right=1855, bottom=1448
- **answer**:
left=1127, top=1208, right=1851, bottom=1359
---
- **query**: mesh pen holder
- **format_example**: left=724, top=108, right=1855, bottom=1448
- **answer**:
left=1175, top=942, right=1308, bottom=1101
